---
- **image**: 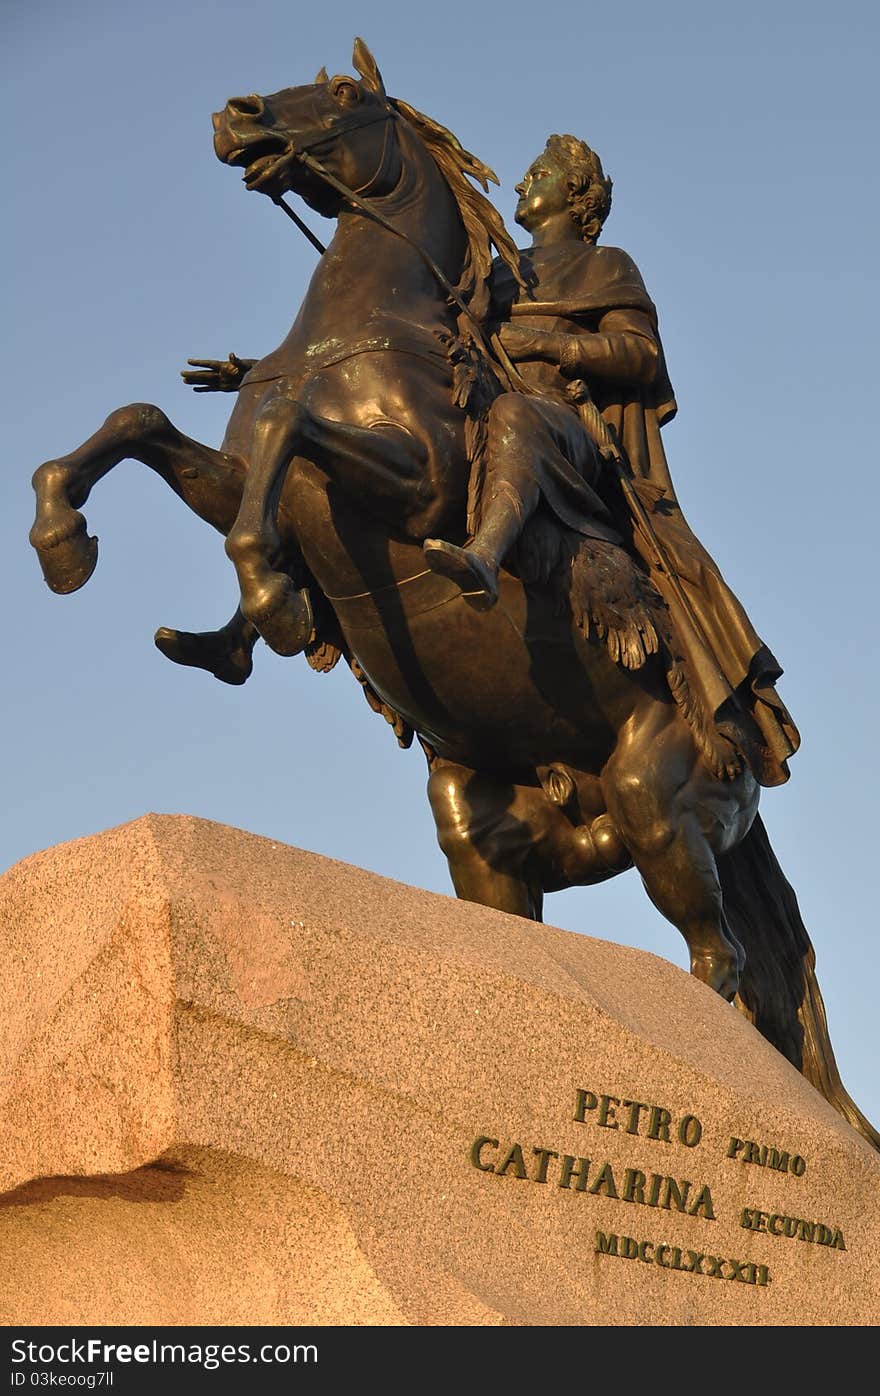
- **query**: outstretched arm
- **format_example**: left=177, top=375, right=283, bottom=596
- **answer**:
left=181, top=352, right=258, bottom=393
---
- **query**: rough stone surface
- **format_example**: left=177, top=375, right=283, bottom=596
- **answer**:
left=1, top=814, right=877, bottom=1326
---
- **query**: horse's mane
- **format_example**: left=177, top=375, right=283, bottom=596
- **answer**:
left=390, top=98, right=524, bottom=322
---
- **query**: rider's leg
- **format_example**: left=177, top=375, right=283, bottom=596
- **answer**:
left=601, top=701, right=750, bottom=1001
left=423, top=478, right=533, bottom=609
left=226, top=383, right=429, bottom=655
left=31, top=403, right=245, bottom=594
left=154, top=607, right=259, bottom=686
left=423, top=394, right=539, bottom=607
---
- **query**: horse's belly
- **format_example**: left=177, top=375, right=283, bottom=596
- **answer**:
left=283, top=442, right=632, bottom=778
left=334, top=572, right=621, bottom=776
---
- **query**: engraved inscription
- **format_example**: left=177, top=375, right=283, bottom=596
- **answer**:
left=739, top=1208, right=845, bottom=1249
left=574, top=1090, right=703, bottom=1147
left=595, top=1232, right=771, bottom=1286
left=467, top=1084, right=842, bottom=1293
left=726, top=1136, right=807, bottom=1174
left=470, top=1136, right=715, bottom=1218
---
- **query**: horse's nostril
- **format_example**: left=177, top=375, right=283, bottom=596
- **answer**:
left=228, top=94, right=264, bottom=119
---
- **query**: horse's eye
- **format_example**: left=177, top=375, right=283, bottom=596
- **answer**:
left=331, top=78, right=360, bottom=107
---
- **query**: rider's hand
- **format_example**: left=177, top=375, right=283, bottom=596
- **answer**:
left=181, top=352, right=256, bottom=392
left=497, top=324, right=560, bottom=363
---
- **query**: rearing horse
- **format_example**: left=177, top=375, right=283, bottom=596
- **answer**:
left=29, top=40, right=878, bottom=1150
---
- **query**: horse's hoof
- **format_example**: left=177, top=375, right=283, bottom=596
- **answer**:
left=690, top=948, right=740, bottom=1003
left=244, top=578, right=314, bottom=656
left=423, top=539, right=499, bottom=610
left=29, top=513, right=99, bottom=595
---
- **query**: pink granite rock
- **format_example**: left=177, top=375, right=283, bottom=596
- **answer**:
left=1, top=815, right=877, bottom=1325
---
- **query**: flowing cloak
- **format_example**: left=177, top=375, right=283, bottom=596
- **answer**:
left=491, top=243, right=800, bottom=787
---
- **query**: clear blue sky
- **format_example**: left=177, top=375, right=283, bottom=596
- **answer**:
left=4, top=1, right=879, bottom=1130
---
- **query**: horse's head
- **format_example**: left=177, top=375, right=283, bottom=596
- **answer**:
left=213, top=38, right=400, bottom=211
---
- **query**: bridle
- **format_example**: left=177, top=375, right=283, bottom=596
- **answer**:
left=266, top=101, right=530, bottom=395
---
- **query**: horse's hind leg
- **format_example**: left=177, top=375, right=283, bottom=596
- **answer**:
left=31, top=403, right=245, bottom=593
left=427, top=761, right=544, bottom=919
left=602, top=704, right=754, bottom=1001
left=630, top=808, right=742, bottom=1000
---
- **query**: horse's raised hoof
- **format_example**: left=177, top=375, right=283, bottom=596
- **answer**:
left=29, top=512, right=99, bottom=595
left=423, top=539, right=498, bottom=610
left=689, top=947, right=741, bottom=1003
left=243, top=577, right=314, bottom=656
left=154, top=626, right=254, bottom=685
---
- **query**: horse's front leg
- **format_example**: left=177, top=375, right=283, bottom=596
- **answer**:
left=226, top=384, right=429, bottom=654
left=30, top=403, right=245, bottom=594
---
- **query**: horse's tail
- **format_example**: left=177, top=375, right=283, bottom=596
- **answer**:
left=718, top=813, right=879, bottom=1152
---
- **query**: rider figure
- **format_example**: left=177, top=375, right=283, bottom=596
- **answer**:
left=423, top=134, right=652, bottom=606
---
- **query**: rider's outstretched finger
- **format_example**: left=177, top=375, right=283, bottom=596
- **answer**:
left=181, top=372, right=218, bottom=388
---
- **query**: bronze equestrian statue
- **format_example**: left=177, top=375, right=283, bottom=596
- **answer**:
left=29, top=40, right=878, bottom=1150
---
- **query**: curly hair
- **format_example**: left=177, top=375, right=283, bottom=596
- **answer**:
left=544, top=134, right=613, bottom=243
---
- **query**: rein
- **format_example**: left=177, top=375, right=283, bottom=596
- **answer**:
left=273, top=197, right=328, bottom=255
left=269, top=106, right=531, bottom=396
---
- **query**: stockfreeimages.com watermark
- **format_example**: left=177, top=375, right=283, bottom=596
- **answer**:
left=10, top=1338, right=317, bottom=1376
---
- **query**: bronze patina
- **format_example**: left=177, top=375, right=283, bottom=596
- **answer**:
left=29, top=40, right=878, bottom=1150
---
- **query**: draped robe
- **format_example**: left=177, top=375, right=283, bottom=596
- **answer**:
left=490, top=242, right=800, bottom=787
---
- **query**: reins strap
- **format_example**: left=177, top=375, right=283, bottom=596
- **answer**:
left=274, top=197, right=327, bottom=255
left=294, top=108, right=398, bottom=153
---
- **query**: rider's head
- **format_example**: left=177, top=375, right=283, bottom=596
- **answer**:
left=548, top=135, right=612, bottom=243
left=516, top=136, right=612, bottom=244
